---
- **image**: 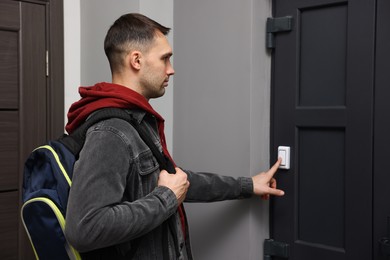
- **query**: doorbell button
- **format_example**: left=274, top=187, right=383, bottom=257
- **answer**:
left=278, top=146, right=290, bottom=170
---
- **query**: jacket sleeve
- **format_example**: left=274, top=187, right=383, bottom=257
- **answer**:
left=64, top=127, right=177, bottom=252
left=183, top=169, right=253, bottom=202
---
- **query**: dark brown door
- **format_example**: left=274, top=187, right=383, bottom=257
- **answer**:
left=0, top=0, right=63, bottom=259
left=271, top=0, right=377, bottom=259
left=0, top=2, right=20, bottom=257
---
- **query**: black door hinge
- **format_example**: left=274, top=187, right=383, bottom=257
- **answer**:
left=264, top=239, right=289, bottom=259
left=379, top=238, right=390, bottom=256
left=379, top=217, right=390, bottom=256
left=266, top=16, right=293, bottom=49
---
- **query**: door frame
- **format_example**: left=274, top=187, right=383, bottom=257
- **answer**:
left=17, top=0, right=64, bottom=258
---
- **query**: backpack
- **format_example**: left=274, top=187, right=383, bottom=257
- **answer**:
left=21, top=108, right=175, bottom=260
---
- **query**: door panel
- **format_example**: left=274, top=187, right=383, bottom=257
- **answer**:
left=0, top=30, right=18, bottom=108
left=298, top=128, right=345, bottom=249
left=0, top=112, right=18, bottom=191
left=0, top=2, right=19, bottom=105
left=271, top=0, right=376, bottom=259
left=0, top=0, right=19, bottom=28
left=299, top=3, right=347, bottom=107
left=20, top=1, right=48, bottom=153
left=0, top=191, right=19, bottom=259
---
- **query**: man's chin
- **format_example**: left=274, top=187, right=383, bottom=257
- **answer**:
left=149, top=89, right=166, bottom=99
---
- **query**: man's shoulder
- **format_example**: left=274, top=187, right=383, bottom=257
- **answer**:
left=85, top=111, right=158, bottom=156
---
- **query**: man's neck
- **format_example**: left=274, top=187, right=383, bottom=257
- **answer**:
left=111, top=75, right=148, bottom=101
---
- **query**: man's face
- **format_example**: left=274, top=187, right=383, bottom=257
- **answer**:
left=139, top=34, right=175, bottom=99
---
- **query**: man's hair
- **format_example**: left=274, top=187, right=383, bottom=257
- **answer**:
left=104, top=13, right=170, bottom=73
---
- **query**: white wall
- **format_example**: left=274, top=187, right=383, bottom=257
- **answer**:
left=63, top=0, right=80, bottom=124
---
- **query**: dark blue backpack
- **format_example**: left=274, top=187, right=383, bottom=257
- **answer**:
left=22, top=139, right=81, bottom=260
left=20, top=108, right=170, bottom=260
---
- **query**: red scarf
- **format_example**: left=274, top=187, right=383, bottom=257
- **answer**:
left=66, top=82, right=186, bottom=237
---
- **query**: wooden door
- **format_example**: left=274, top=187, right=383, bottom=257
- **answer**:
left=270, top=0, right=376, bottom=259
left=0, top=0, right=63, bottom=258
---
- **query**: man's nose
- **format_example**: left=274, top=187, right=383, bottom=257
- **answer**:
left=167, top=62, right=175, bottom=75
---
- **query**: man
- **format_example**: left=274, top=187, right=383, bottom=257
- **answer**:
left=64, top=13, right=284, bottom=259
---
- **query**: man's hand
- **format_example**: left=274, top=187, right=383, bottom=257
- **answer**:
left=158, top=167, right=190, bottom=204
left=252, top=158, right=285, bottom=200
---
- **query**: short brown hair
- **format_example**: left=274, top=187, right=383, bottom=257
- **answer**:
left=104, top=13, right=170, bottom=73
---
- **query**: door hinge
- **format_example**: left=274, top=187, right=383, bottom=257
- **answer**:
left=46, top=50, right=49, bottom=77
left=379, top=217, right=390, bottom=256
left=264, top=239, right=289, bottom=259
left=266, top=16, right=293, bottom=49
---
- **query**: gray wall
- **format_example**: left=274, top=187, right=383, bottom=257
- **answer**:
left=80, top=0, right=139, bottom=85
left=173, top=1, right=272, bottom=259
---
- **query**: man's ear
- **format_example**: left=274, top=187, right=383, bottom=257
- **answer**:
left=128, top=51, right=142, bottom=70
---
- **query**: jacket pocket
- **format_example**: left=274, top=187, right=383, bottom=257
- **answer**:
left=136, top=150, right=159, bottom=176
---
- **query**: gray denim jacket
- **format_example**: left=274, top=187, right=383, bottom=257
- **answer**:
left=65, top=109, right=254, bottom=259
